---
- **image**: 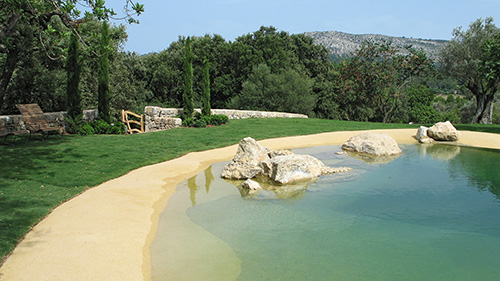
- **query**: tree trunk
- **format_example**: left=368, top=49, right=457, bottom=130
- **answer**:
left=471, top=93, right=494, bottom=124
left=0, top=12, right=20, bottom=53
left=382, top=111, right=390, bottom=123
left=0, top=46, right=19, bottom=111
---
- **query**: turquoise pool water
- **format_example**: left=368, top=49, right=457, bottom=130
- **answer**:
left=152, top=144, right=500, bottom=281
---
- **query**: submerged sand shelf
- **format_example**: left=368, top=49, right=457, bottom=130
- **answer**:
left=1, top=129, right=499, bottom=281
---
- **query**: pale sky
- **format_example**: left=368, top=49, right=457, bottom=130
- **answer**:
left=108, top=0, right=500, bottom=54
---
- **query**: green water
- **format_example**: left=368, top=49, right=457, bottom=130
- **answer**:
left=152, top=144, right=500, bottom=281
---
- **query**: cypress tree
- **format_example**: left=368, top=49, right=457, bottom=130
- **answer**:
left=182, top=37, right=194, bottom=119
left=98, top=21, right=111, bottom=123
left=66, top=29, right=82, bottom=123
left=201, top=59, right=211, bottom=116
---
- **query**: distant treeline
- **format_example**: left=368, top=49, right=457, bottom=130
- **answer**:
left=1, top=21, right=498, bottom=124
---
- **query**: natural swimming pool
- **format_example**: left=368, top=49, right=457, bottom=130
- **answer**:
left=151, top=144, right=500, bottom=281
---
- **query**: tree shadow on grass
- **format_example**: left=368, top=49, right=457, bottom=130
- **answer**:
left=0, top=136, right=83, bottom=184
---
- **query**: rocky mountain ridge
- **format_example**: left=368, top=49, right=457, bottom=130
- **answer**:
left=304, top=31, right=447, bottom=61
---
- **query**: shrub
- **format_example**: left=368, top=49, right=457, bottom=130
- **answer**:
left=92, top=119, right=112, bottom=134
left=76, top=120, right=126, bottom=135
left=181, top=114, right=228, bottom=127
left=108, top=122, right=126, bottom=134
left=182, top=117, right=195, bottom=127
left=193, top=118, right=208, bottom=128
left=65, top=115, right=83, bottom=134
left=79, top=123, right=95, bottom=135
left=207, top=114, right=229, bottom=126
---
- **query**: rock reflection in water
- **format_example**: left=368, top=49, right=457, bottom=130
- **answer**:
left=417, top=143, right=461, bottom=161
left=224, top=178, right=310, bottom=200
left=344, top=151, right=401, bottom=164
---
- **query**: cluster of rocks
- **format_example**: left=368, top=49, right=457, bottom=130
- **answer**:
left=221, top=137, right=352, bottom=196
left=222, top=122, right=462, bottom=199
left=415, top=121, right=461, bottom=144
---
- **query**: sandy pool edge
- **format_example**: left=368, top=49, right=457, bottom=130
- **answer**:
left=1, top=129, right=499, bottom=281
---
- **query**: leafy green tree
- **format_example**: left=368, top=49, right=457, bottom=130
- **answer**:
left=0, top=17, right=66, bottom=114
left=406, top=84, right=440, bottom=123
left=201, top=59, right=211, bottom=116
left=440, top=17, right=499, bottom=124
left=0, top=16, right=128, bottom=115
left=231, top=63, right=316, bottom=116
left=66, top=30, right=82, bottom=128
left=79, top=19, right=128, bottom=114
left=337, top=40, right=434, bottom=122
left=480, top=30, right=500, bottom=98
left=98, top=20, right=111, bottom=122
left=335, top=58, right=376, bottom=121
left=0, top=0, right=143, bottom=111
left=140, top=27, right=332, bottom=113
left=182, top=37, right=195, bottom=119
left=109, top=52, right=153, bottom=116
left=192, top=34, right=233, bottom=109
left=312, top=71, right=340, bottom=119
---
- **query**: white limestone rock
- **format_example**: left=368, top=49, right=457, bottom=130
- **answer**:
left=341, top=133, right=402, bottom=156
left=241, top=179, right=261, bottom=191
left=221, top=137, right=269, bottom=179
left=427, top=121, right=461, bottom=141
left=415, top=126, right=434, bottom=144
left=260, top=154, right=352, bottom=185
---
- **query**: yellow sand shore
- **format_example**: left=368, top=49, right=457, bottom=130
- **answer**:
left=1, top=129, right=499, bottom=281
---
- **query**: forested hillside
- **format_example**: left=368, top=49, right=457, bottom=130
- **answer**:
left=305, top=31, right=447, bottom=61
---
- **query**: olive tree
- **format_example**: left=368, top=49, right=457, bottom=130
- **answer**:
left=440, top=17, right=499, bottom=124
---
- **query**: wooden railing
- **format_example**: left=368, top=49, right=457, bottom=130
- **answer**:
left=121, top=110, right=144, bottom=134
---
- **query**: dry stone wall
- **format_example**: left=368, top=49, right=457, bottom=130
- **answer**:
left=1, top=106, right=307, bottom=133
left=0, top=109, right=98, bottom=132
left=144, top=106, right=308, bottom=132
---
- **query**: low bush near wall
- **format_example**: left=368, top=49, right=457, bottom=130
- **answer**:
left=183, top=113, right=229, bottom=128
left=79, top=120, right=126, bottom=135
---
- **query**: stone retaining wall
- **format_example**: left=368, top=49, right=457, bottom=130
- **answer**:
left=144, top=106, right=308, bottom=132
left=0, top=109, right=98, bottom=131
left=1, top=107, right=307, bottom=133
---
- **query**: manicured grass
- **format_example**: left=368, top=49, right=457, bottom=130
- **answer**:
left=0, top=118, right=498, bottom=262
left=455, top=124, right=500, bottom=135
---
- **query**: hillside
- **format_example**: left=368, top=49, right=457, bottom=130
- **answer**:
left=304, top=31, right=447, bottom=61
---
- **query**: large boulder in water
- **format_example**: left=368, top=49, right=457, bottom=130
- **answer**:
left=259, top=154, right=352, bottom=185
left=341, top=133, right=402, bottom=156
left=427, top=121, right=461, bottom=141
left=221, top=137, right=269, bottom=179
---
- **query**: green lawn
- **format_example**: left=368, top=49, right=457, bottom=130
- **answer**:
left=0, top=118, right=498, bottom=262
